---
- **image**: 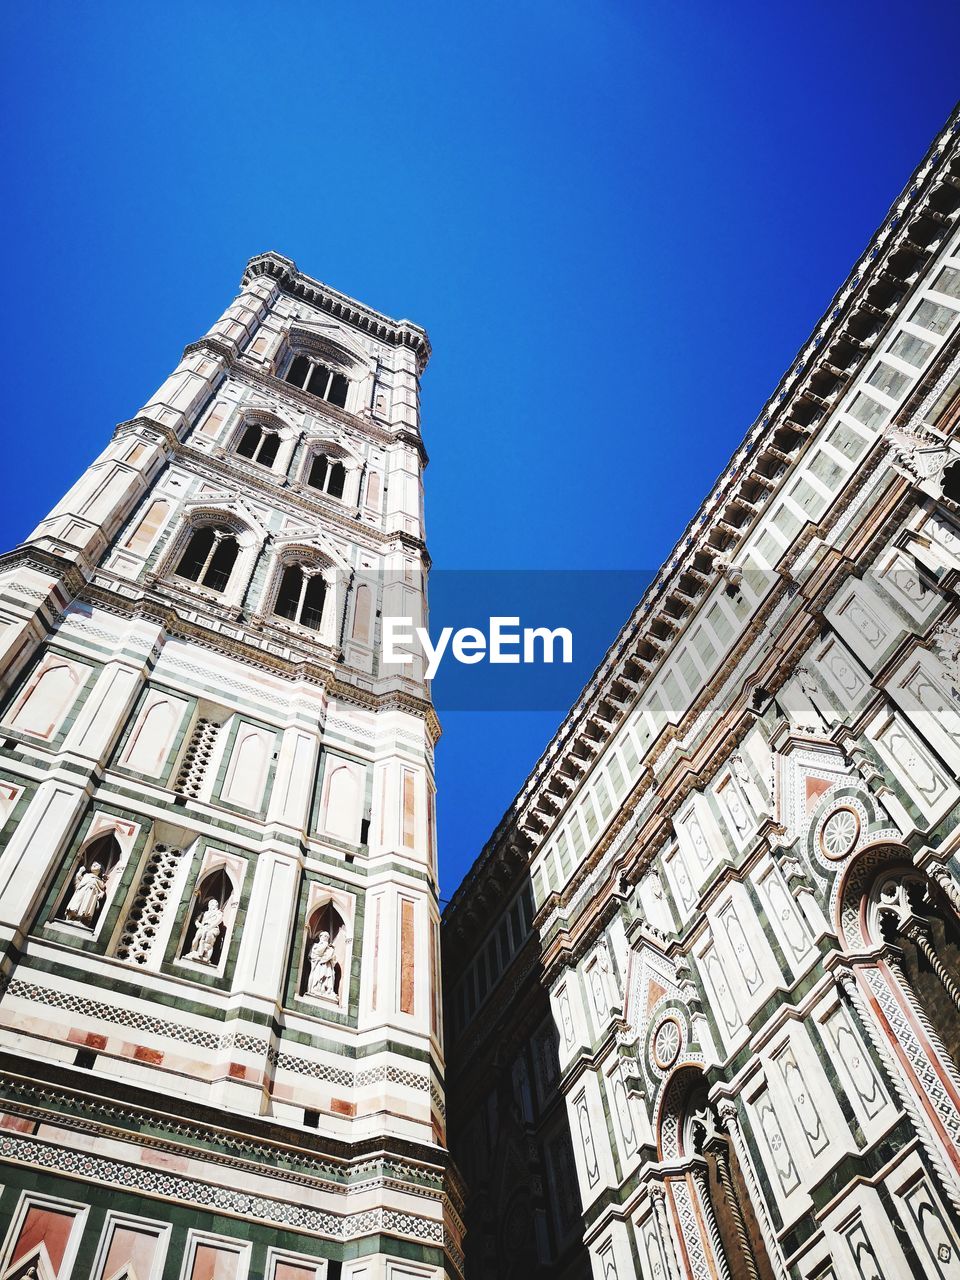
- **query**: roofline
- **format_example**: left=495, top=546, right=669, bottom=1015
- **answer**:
left=241, top=252, right=432, bottom=373
left=443, top=101, right=960, bottom=928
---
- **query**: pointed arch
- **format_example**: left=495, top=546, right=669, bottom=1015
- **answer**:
left=300, top=899, right=347, bottom=999
left=6, top=657, right=86, bottom=741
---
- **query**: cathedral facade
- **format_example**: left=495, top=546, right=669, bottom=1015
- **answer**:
left=0, top=254, right=462, bottom=1279
left=443, top=111, right=960, bottom=1279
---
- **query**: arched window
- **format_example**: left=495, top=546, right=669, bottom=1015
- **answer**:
left=874, top=872, right=960, bottom=1068
left=943, top=460, right=960, bottom=504
left=683, top=1085, right=777, bottom=1280
left=306, top=453, right=346, bottom=499
left=274, top=564, right=327, bottom=632
left=235, top=422, right=280, bottom=468
left=174, top=526, right=240, bottom=593
left=284, top=354, right=349, bottom=408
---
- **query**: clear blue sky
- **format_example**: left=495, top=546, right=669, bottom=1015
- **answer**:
left=1, top=2, right=957, bottom=900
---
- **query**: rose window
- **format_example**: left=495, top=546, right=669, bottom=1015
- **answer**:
left=652, top=1018, right=682, bottom=1070
left=819, top=806, right=860, bottom=861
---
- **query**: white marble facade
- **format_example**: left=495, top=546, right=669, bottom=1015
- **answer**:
left=0, top=254, right=460, bottom=1280
left=444, top=109, right=960, bottom=1280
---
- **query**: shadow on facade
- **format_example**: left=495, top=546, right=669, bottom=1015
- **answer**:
left=444, top=852, right=591, bottom=1280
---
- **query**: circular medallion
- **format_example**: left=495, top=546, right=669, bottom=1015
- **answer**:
left=652, top=1016, right=682, bottom=1070
left=819, top=805, right=861, bottom=861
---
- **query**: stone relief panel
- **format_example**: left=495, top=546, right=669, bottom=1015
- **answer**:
left=829, top=581, right=900, bottom=669
left=888, top=656, right=960, bottom=775
left=894, top=1168, right=960, bottom=1279
left=772, top=1041, right=829, bottom=1160
left=810, top=635, right=872, bottom=718
left=636, top=1206, right=670, bottom=1280
left=819, top=1000, right=891, bottom=1132
left=3, top=652, right=94, bottom=742
left=749, top=1080, right=801, bottom=1200
left=115, top=688, right=190, bottom=779
left=755, top=858, right=814, bottom=975
left=868, top=707, right=954, bottom=820
left=571, top=1087, right=601, bottom=1191
left=697, top=938, right=743, bottom=1047
left=874, top=544, right=942, bottom=627
left=663, top=840, right=697, bottom=919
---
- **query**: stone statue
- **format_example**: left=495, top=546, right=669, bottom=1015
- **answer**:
left=308, top=930, right=338, bottom=997
left=63, top=861, right=107, bottom=926
left=184, top=898, right=224, bottom=963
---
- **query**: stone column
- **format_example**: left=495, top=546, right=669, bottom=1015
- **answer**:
left=648, top=1181, right=681, bottom=1280
left=716, top=1099, right=790, bottom=1280
left=689, top=1163, right=733, bottom=1280
left=836, top=964, right=960, bottom=1219
left=703, top=1131, right=760, bottom=1280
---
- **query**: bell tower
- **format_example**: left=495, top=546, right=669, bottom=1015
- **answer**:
left=0, top=253, right=461, bottom=1280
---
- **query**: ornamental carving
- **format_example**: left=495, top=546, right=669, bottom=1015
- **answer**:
left=818, top=805, right=861, bottom=861
left=652, top=1017, right=682, bottom=1071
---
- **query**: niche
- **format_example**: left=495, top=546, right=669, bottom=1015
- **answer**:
left=54, top=832, right=124, bottom=933
left=300, top=899, right=349, bottom=1005
left=178, top=862, right=240, bottom=970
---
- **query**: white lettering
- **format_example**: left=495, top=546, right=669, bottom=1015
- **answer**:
left=452, top=627, right=487, bottom=664
left=489, top=616, right=521, bottom=664
left=383, top=616, right=413, bottom=664
left=523, top=626, right=573, bottom=664
left=420, top=626, right=453, bottom=680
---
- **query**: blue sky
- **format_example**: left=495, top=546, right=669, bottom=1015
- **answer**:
left=1, top=2, right=958, bottom=899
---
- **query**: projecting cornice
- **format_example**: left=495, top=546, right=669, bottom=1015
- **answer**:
left=242, top=253, right=433, bottom=373
left=444, top=105, right=960, bottom=937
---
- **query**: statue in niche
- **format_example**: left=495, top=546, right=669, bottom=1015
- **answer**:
left=63, top=860, right=107, bottom=927
left=184, top=898, right=224, bottom=963
left=308, top=930, right=338, bottom=997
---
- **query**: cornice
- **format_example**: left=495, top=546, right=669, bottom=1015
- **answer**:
left=113, top=414, right=431, bottom=562
left=241, top=253, right=433, bottom=373
left=444, top=105, right=960, bottom=937
left=0, top=1057, right=456, bottom=1187
left=180, top=337, right=431, bottom=465
left=0, top=548, right=441, bottom=744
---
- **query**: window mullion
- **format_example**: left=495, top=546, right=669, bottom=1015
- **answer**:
left=295, top=572, right=309, bottom=625
left=198, top=540, right=218, bottom=587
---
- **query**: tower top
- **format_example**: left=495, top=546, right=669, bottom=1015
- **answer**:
left=242, top=251, right=433, bottom=372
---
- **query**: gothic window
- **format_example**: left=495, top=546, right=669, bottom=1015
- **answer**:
left=874, top=872, right=960, bottom=1069
left=115, top=844, right=184, bottom=965
left=301, top=901, right=346, bottom=1001
left=943, top=461, right=960, bottom=504
left=55, top=832, right=122, bottom=931
left=684, top=1092, right=777, bottom=1280
left=306, top=452, right=346, bottom=499
left=273, top=564, right=327, bottom=632
left=234, top=422, right=280, bottom=468
left=284, top=354, right=349, bottom=408
left=174, top=526, right=240, bottom=593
